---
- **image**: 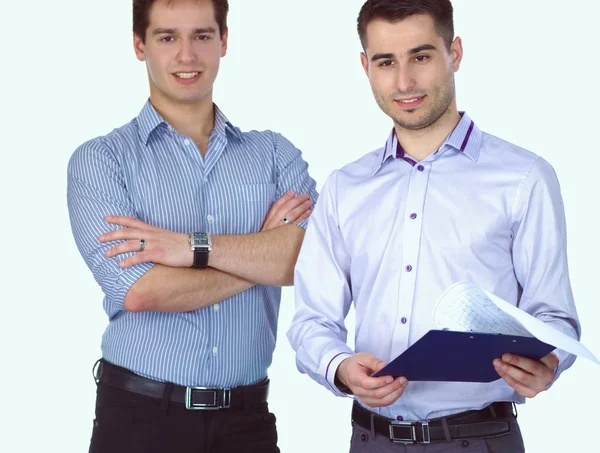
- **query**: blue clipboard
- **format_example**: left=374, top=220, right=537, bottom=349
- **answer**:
left=372, top=330, right=555, bottom=383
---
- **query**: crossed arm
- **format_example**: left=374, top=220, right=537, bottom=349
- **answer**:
left=100, top=191, right=313, bottom=313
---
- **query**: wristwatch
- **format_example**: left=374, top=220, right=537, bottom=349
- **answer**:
left=189, top=232, right=212, bottom=269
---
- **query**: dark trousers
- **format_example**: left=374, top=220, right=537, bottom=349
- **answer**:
left=89, top=381, right=279, bottom=453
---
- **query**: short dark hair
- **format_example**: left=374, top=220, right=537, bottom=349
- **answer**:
left=133, top=0, right=229, bottom=42
left=357, top=0, right=454, bottom=50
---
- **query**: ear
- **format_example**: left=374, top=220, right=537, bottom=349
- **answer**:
left=133, top=32, right=146, bottom=62
left=450, top=36, right=463, bottom=72
left=220, top=27, right=229, bottom=58
left=360, top=52, right=369, bottom=77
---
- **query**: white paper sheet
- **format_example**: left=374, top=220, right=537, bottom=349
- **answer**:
left=433, top=281, right=600, bottom=365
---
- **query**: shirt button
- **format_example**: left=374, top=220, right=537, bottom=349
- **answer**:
left=212, top=347, right=218, bottom=354
left=207, top=214, right=213, bottom=223
left=396, top=415, right=404, bottom=421
left=406, top=265, right=413, bottom=272
left=183, top=139, right=190, bottom=145
left=213, top=304, right=220, bottom=312
left=204, top=177, right=208, bottom=182
left=417, top=165, right=425, bottom=172
left=401, top=317, right=408, bottom=324
left=410, top=213, right=417, bottom=220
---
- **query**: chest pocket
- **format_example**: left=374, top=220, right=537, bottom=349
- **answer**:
left=224, top=183, right=277, bottom=234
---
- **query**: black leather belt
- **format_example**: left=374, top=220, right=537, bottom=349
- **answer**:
left=352, top=401, right=514, bottom=444
left=96, top=360, right=269, bottom=410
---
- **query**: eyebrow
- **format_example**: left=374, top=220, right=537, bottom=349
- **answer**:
left=370, top=44, right=438, bottom=62
left=152, top=27, right=217, bottom=35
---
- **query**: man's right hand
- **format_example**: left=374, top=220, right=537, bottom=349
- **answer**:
left=336, top=353, right=408, bottom=408
left=261, top=191, right=312, bottom=231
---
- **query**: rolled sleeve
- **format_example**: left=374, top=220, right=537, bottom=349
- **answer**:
left=273, top=133, right=318, bottom=229
left=511, top=157, right=581, bottom=383
left=67, top=140, right=154, bottom=316
left=287, top=172, right=355, bottom=397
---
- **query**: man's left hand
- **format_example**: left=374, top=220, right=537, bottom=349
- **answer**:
left=99, top=216, right=191, bottom=268
left=493, top=352, right=559, bottom=398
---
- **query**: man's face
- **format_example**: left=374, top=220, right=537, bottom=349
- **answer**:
left=134, top=0, right=227, bottom=106
left=361, top=14, right=462, bottom=131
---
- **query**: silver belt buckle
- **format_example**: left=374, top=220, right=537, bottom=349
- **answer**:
left=389, top=421, right=430, bottom=444
left=185, top=386, right=231, bottom=410
left=389, top=421, right=416, bottom=444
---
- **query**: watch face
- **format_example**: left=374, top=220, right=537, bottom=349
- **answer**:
left=191, top=232, right=211, bottom=248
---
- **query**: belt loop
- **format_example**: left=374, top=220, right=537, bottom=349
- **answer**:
left=92, top=359, right=103, bottom=385
left=489, top=404, right=498, bottom=419
left=440, top=417, right=452, bottom=442
left=512, top=402, right=518, bottom=419
left=161, top=382, right=174, bottom=412
left=369, top=413, right=376, bottom=439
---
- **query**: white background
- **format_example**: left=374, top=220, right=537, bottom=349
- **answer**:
left=1, top=0, right=599, bottom=451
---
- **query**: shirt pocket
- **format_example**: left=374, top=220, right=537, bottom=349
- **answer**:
left=224, top=183, right=276, bottom=234
left=238, top=183, right=277, bottom=202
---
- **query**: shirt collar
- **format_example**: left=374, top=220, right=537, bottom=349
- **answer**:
left=372, top=112, right=483, bottom=175
left=136, top=99, right=242, bottom=145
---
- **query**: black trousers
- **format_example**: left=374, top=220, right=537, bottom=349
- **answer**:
left=89, top=381, right=279, bottom=453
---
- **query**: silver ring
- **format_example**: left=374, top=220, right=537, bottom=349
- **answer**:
left=139, top=239, right=147, bottom=252
left=281, top=217, right=290, bottom=224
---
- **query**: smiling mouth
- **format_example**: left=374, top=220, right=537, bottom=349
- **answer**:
left=174, top=72, right=200, bottom=79
left=399, top=97, right=422, bottom=103
left=394, top=96, right=426, bottom=108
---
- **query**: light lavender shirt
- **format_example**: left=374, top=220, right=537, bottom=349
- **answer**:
left=288, top=112, right=580, bottom=421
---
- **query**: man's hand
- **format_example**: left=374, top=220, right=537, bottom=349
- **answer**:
left=493, top=352, right=558, bottom=398
left=336, top=353, right=408, bottom=408
left=99, top=216, right=192, bottom=268
left=261, top=191, right=312, bottom=231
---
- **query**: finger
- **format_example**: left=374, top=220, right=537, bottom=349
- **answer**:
left=370, top=377, right=408, bottom=400
left=493, top=358, right=536, bottom=388
left=498, top=354, right=554, bottom=382
left=263, top=192, right=296, bottom=222
left=104, top=216, right=154, bottom=230
left=282, top=199, right=313, bottom=223
left=295, top=209, right=312, bottom=224
left=117, top=252, right=152, bottom=269
left=495, top=367, right=539, bottom=398
left=269, top=194, right=310, bottom=221
left=361, top=378, right=408, bottom=407
left=99, top=228, right=145, bottom=243
left=354, top=367, right=397, bottom=391
left=105, top=240, right=145, bottom=258
left=540, top=352, right=559, bottom=370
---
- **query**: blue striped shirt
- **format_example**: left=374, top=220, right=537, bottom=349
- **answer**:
left=67, top=100, right=318, bottom=387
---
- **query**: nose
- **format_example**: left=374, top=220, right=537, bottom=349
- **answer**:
left=176, top=40, right=197, bottom=64
left=396, top=65, right=416, bottom=94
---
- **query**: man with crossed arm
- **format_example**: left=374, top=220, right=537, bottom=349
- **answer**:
left=67, top=1, right=317, bottom=452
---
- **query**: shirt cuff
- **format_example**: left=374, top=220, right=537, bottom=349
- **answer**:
left=547, top=348, right=570, bottom=389
left=324, top=351, right=354, bottom=397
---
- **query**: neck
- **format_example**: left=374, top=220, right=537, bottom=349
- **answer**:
left=149, top=90, right=216, bottom=149
left=394, top=102, right=461, bottom=162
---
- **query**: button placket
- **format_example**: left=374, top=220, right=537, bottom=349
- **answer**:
left=391, top=160, right=429, bottom=355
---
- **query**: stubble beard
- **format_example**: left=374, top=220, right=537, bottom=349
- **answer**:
left=376, top=78, right=456, bottom=131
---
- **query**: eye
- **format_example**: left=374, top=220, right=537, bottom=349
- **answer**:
left=379, top=60, right=395, bottom=67
left=414, top=55, right=429, bottom=63
left=160, top=36, right=175, bottom=43
left=195, top=35, right=211, bottom=41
